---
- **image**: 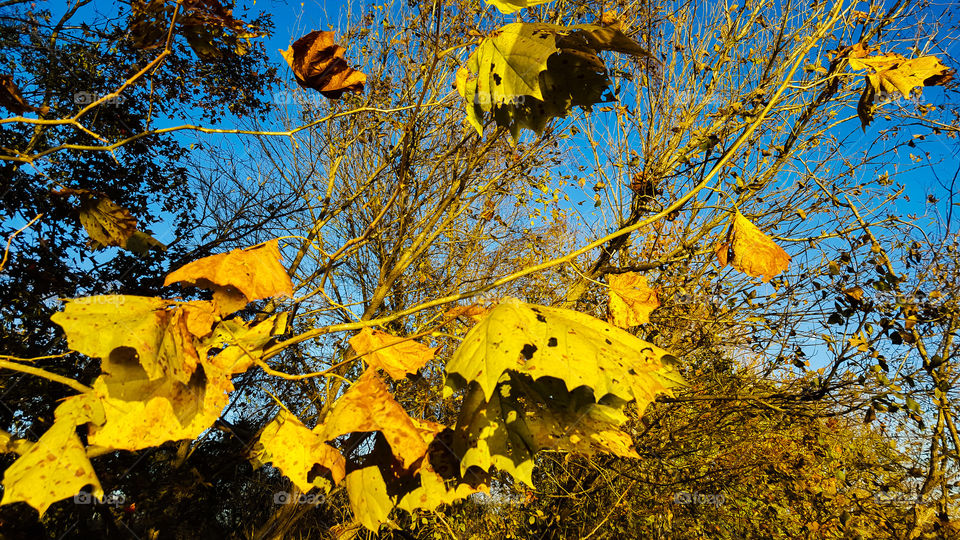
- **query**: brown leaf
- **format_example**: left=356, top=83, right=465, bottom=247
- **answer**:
left=163, top=239, right=294, bottom=314
left=720, top=211, right=791, bottom=282
left=349, top=328, right=437, bottom=380
left=0, top=75, right=46, bottom=115
left=607, top=272, right=659, bottom=327
left=281, top=31, right=366, bottom=99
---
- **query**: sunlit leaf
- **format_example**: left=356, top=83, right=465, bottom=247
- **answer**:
left=253, top=410, right=345, bottom=493
left=344, top=466, right=393, bottom=531
left=164, top=239, right=294, bottom=314
left=717, top=210, right=791, bottom=282
left=482, top=0, right=553, bottom=14
left=315, top=370, right=439, bottom=468
left=349, top=328, right=437, bottom=380
left=608, top=272, right=660, bottom=327
left=0, top=419, right=102, bottom=515
left=444, top=297, right=677, bottom=406
left=281, top=30, right=366, bottom=99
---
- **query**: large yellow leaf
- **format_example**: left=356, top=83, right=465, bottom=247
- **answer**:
left=608, top=272, right=660, bottom=327
left=454, top=376, right=639, bottom=486
left=85, top=360, right=233, bottom=450
left=315, top=370, right=438, bottom=468
left=444, top=297, right=677, bottom=405
left=717, top=210, right=791, bottom=282
left=348, top=328, right=437, bottom=380
left=344, top=466, right=394, bottom=531
left=253, top=410, right=345, bottom=493
left=51, top=296, right=200, bottom=384
left=164, top=239, right=294, bottom=314
left=483, top=0, right=553, bottom=14
left=0, top=419, right=103, bottom=515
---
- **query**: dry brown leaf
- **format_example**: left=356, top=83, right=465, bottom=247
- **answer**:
left=0, top=74, right=46, bottom=115
left=607, top=272, right=659, bottom=327
left=281, top=31, right=366, bottom=99
left=444, top=304, right=489, bottom=324
left=349, top=328, right=436, bottom=380
left=719, top=210, right=791, bottom=282
left=163, top=240, right=293, bottom=313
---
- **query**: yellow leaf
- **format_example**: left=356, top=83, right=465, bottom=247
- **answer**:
left=345, top=466, right=394, bottom=531
left=482, top=0, right=553, bottom=14
left=0, top=419, right=103, bottom=515
left=349, top=328, right=437, bottom=380
left=607, top=272, right=660, bottom=327
left=315, top=370, right=439, bottom=468
left=200, top=314, right=286, bottom=374
left=164, top=239, right=294, bottom=314
left=51, top=296, right=200, bottom=384
left=719, top=211, right=791, bottom=282
left=444, top=297, right=678, bottom=408
left=396, top=433, right=488, bottom=512
left=85, top=360, right=233, bottom=450
left=254, top=410, right=345, bottom=493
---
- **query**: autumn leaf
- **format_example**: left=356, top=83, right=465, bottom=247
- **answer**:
left=454, top=375, right=639, bottom=486
left=846, top=44, right=954, bottom=127
left=200, top=313, right=287, bottom=374
left=253, top=410, right=345, bottom=493
left=84, top=360, right=233, bottom=450
left=717, top=210, right=791, bottom=282
left=607, top=272, right=660, bottom=327
left=395, top=429, right=489, bottom=512
left=444, top=297, right=679, bottom=408
left=444, top=304, right=490, bottom=324
left=163, top=239, right=294, bottom=314
left=281, top=31, right=366, bottom=99
left=348, top=328, right=437, bottom=380
left=0, top=74, right=47, bottom=115
left=315, top=370, right=440, bottom=468
left=483, top=0, right=554, bottom=14
left=345, top=466, right=394, bottom=531
left=456, top=23, right=649, bottom=140
left=51, top=296, right=201, bottom=384
left=54, top=188, right=165, bottom=253
left=0, top=419, right=103, bottom=515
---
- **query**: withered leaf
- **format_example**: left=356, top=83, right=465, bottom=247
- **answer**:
left=607, top=272, right=660, bottom=327
left=281, top=31, right=366, bottom=99
left=0, top=74, right=46, bottom=115
left=54, top=188, right=165, bottom=253
left=718, top=210, right=791, bottom=282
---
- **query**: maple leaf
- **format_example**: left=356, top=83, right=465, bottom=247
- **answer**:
left=0, top=419, right=103, bottom=515
left=454, top=375, right=640, bottom=486
left=281, top=31, right=366, bottom=99
left=53, top=188, right=165, bottom=253
left=607, top=272, right=660, bottom=327
left=456, top=23, right=650, bottom=140
left=199, top=313, right=287, bottom=374
left=846, top=44, right=954, bottom=128
left=0, top=74, right=47, bottom=115
left=716, top=210, right=791, bottom=282
left=51, top=296, right=200, bottom=384
left=349, top=328, right=437, bottom=380
left=483, top=0, right=553, bottom=14
left=315, top=370, right=440, bottom=468
left=253, top=410, right=345, bottom=493
left=444, top=297, right=679, bottom=407
left=345, top=466, right=394, bottom=531
left=163, top=239, right=294, bottom=314
left=84, top=360, right=233, bottom=450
